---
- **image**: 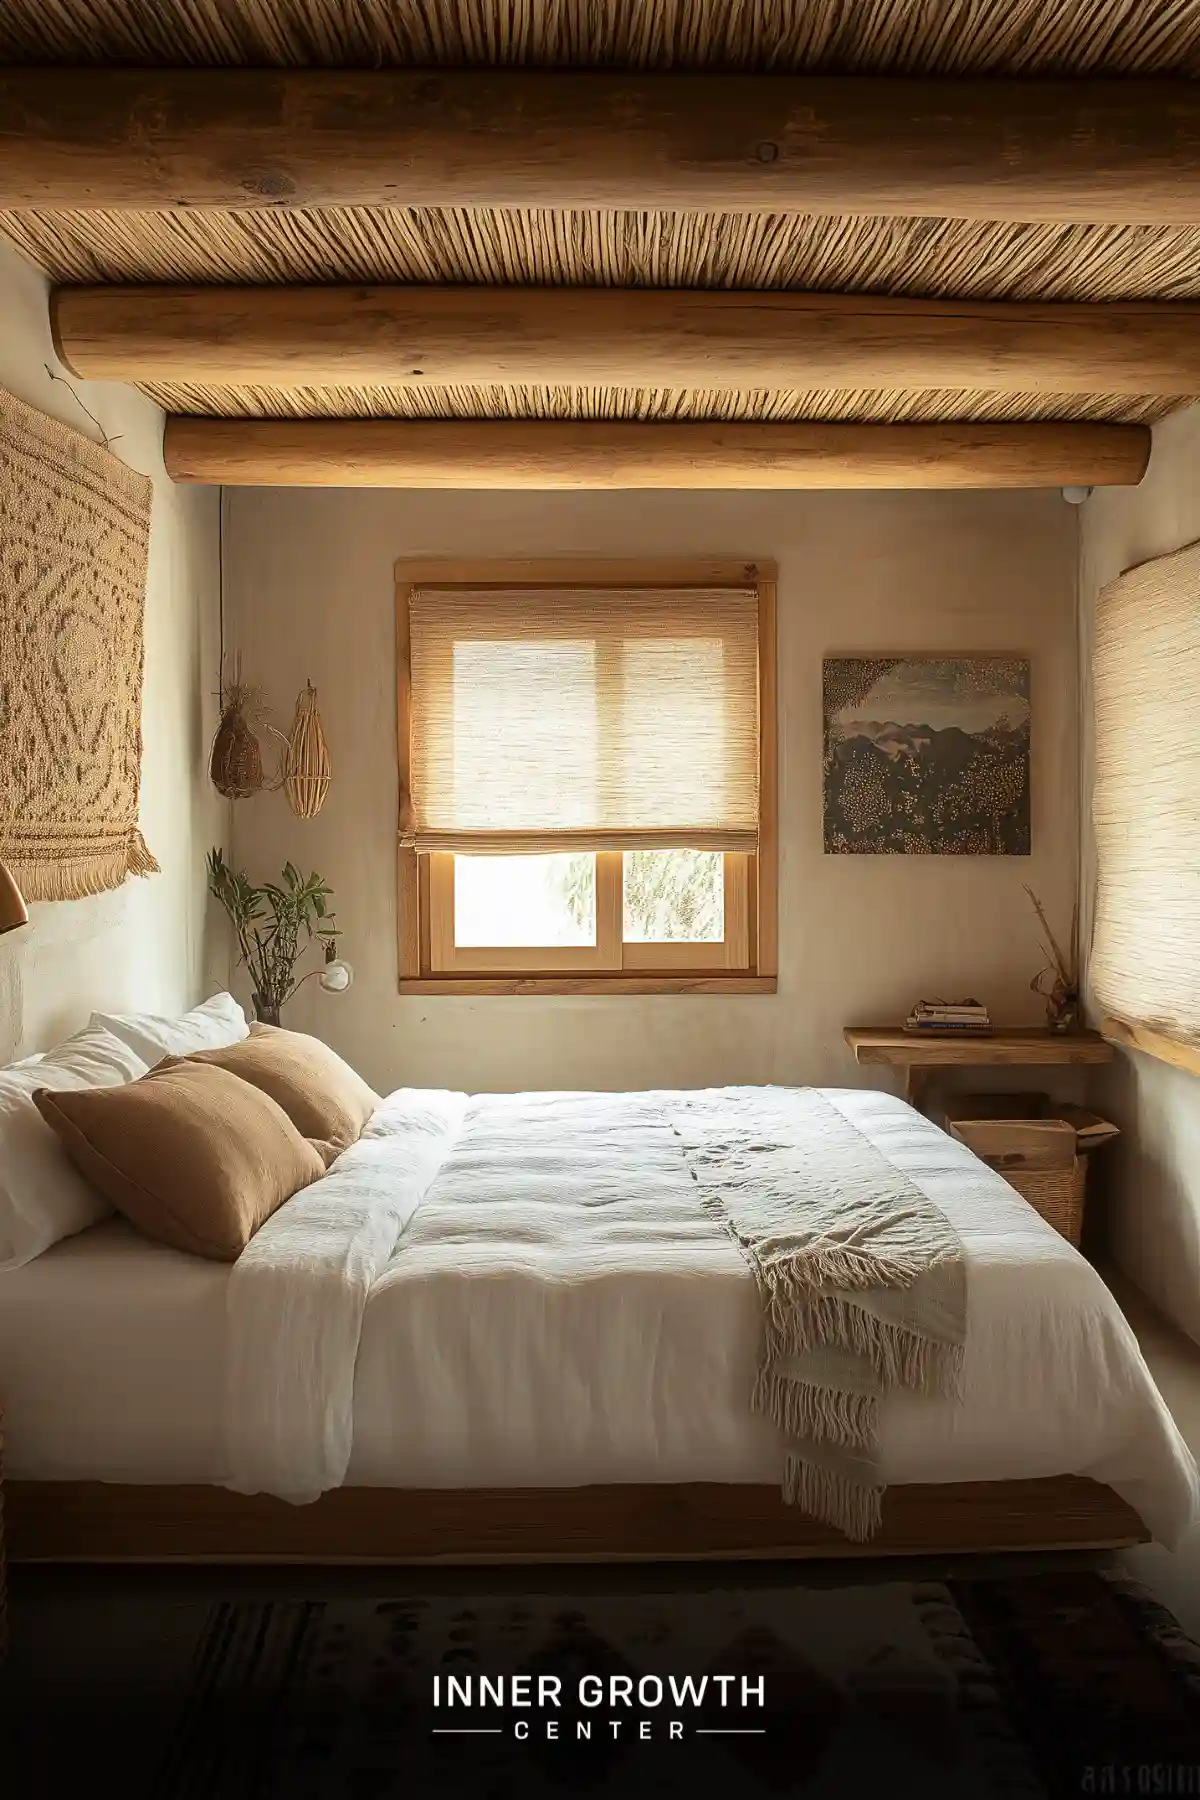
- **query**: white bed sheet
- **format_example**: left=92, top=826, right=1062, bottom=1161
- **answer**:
left=0, top=1085, right=1195, bottom=1549
left=0, top=1217, right=227, bottom=1482
left=339, top=1088, right=1199, bottom=1544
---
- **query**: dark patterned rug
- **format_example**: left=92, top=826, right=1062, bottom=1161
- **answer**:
left=133, top=1571, right=1200, bottom=1798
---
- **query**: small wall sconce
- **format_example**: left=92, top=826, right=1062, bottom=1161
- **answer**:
left=319, top=939, right=353, bottom=994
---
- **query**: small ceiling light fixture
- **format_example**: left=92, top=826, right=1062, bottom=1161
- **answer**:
left=1061, top=486, right=1094, bottom=505
left=319, top=939, right=353, bottom=994
left=0, top=858, right=29, bottom=935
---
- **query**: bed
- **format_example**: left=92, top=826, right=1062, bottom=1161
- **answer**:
left=1, top=1082, right=1195, bottom=1563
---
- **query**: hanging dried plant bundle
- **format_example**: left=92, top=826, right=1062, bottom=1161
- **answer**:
left=209, top=679, right=265, bottom=799
left=284, top=681, right=331, bottom=819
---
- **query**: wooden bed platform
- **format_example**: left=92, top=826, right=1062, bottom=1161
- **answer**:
left=5, top=1476, right=1148, bottom=1564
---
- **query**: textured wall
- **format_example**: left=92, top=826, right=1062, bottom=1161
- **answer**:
left=1081, top=405, right=1200, bottom=1343
left=0, top=238, right=223, bottom=1057
left=226, top=484, right=1078, bottom=1098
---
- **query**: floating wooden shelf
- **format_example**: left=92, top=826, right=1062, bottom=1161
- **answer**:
left=844, top=1025, right=1113, bottom=1106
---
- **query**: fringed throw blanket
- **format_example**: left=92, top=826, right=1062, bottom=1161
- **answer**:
left=668, top=1088, right=966, bottom=1542
left=0, top=385, right=157, bottom=900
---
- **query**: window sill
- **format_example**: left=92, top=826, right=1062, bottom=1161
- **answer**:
left=398, top=975, right=777, bottom=996
left=1102, top=1016, right=1200, bottom=1080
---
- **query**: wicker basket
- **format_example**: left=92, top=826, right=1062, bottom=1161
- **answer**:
left=999, top=1156, right=1088, bottom=1247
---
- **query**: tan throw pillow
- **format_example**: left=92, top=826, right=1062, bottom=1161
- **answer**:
left=184, top=1023, right=380, bottom=1164
left=33, top=1060, right=325, bottom=1261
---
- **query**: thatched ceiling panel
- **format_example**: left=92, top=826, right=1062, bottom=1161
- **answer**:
left=1, top=0, right=1199, bottom=74
left=7, top=208, right=1200, bottom=303
left=138, top=380, right=1175, bottom=426
left=6, top=2, right=1199, bottom=424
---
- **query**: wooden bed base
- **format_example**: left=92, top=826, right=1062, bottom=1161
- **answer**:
left=5, top=1476, right=1148, bottom=1564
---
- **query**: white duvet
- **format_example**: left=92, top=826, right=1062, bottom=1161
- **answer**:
left=225, top=1085, right=1199, bottom=1546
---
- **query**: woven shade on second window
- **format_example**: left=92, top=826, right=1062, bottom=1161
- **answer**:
left=1090, top=538, right=1200, bottom=1043
left=404, top=587, right=760, bottom=853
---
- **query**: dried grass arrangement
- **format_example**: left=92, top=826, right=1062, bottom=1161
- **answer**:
left=209, top=676, right=266, bottom=800
left=1026, top=885, right=1081, bottom=1034
left=284, top=682, right=331, bottom=819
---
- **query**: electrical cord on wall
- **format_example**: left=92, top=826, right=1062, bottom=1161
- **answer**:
left=218, top=487, right=226, bottom=695
left=43, top=364, right=122, bottom=453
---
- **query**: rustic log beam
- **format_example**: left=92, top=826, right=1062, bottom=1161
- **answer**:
left=162, top=417, right=1152, bottom=489
left=52, top=285, right=1200, bottom=394
left=5, top=69, right=1200, bottom=222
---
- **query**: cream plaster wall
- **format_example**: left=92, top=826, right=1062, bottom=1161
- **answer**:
left=226, top=485, right=1078, bottom=1098
left=1081, top=405, right=1200, bottom=1343
left=0, top=238, right=223, bottom=1058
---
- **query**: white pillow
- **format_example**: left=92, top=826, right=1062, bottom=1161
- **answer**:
left=88, top=991, right=249, bottom=1066
left=0, top=1024, right=149, bottom=1269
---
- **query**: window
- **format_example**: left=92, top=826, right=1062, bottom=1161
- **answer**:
left=1091, top=537, right=1200, bottom=1071
left=395, top=561, right=776, bottom=993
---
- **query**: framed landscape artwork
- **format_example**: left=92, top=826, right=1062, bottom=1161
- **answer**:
left=823, top=657, right=1031, bottom=855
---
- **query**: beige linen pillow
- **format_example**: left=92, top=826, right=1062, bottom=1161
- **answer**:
left=184, top=1023, right=380, bottom=1164
left=32, top=1059, right=325, bottom=1261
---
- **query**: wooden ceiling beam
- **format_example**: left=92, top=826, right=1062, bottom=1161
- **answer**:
left=162, top=417, right=1151, bottom=490
left=5, top=68, right=1200, bottom=223
left=53, top=285, right=1200, bottom=395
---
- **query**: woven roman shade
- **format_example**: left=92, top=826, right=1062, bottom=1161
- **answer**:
left=402, top=586, right=760, bottom=853
left=1091, top=538, right=1200, bottom=1044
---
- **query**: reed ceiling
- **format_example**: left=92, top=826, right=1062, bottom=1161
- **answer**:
left=2, top=0, right=1199, bottom=73
left=3, top=0, right=1200, bottom=427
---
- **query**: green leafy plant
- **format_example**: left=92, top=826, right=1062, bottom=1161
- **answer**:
left=206, top=848, right=339, bottom=1025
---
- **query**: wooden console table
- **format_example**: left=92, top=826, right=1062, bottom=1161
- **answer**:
left=844, top=1026, right=1113, bottom=1108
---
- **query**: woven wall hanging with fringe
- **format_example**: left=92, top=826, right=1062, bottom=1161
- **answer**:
left=0, top=384, right=158, bottom=900
left=283, top=682, right=331, bottom=819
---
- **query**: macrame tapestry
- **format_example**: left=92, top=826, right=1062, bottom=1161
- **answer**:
left=0, top=385, right=158, bottom=900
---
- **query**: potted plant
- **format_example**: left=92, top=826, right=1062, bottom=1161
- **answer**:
left=207, top=848, right=340, bottom=1026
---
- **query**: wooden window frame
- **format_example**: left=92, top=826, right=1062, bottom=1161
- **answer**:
left=395, top=558, right=777, bottom=996
left=427, top=850, right=750, bottom=976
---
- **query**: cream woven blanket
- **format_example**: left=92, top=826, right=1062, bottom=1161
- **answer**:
left=668, top=1087, right=966, bottom=1541
left=0, top=386, right=157, bottom=900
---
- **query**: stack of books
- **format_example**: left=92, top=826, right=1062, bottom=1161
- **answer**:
left=904, top=999, right=992, bottom=1034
